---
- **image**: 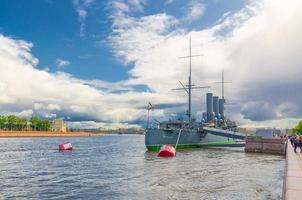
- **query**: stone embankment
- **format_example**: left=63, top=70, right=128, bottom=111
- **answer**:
left=245, top=137, right=287, bottom=155
left=284, top=140, right=302, bottom=200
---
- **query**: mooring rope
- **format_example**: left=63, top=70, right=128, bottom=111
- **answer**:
left=175, top=129, right=182, bottom=150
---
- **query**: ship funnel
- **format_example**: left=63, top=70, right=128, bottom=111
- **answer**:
left=213, top=96, right=219, bottom=118
left=219, top=98, right=225, bottom=119
left=206, top=93, right=213, bottom=122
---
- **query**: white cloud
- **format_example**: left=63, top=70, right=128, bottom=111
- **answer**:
left=56, top=58, right=70, bottom=68
left=68, top=121, right=140, bottom=130
left=107, top=0, right=302, bottom=128
left=108, top=0, right=146, bottom=19
left=184, top=1, right=206, bottom=22
left=0, top=34, right=176, bottom=127
left=128, top=0, right=146, bottom=12
left=165, top=0, right=174, bottom=4
left=78, top=9, right=87, bottom=18
left=73, top=0, right=95, bottom=38
left=1, top=0, right=302, bottom=129
left=15, top=109, right=34, bottom=118
left=46, top=104, right=61, bottom=111
left=109, top=13, right=178, bottom=65
left=45, top=113, right=57, bottom=119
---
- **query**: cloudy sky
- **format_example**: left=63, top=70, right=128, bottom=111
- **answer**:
left=0, top=0, right=301, bottom=129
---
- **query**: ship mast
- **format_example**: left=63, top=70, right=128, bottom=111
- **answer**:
left=188, top=36, right=192, bottom=121
left=222, top=69, right=224, bottom=99
left=215, top=70, right=231, bottom=102
left=176, top=36, right=210, bottom=122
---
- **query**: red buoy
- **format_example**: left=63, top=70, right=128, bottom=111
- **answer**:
left=157, top=144, right=176, bottom=157
left=59, top=142, right=73, bottom=151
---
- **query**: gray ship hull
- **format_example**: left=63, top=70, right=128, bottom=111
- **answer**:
left=145, top=128, right=238, bottom=151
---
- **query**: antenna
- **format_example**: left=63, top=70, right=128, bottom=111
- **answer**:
left=174, top=36, right=210, bottom=122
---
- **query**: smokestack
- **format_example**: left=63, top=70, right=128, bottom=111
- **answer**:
left=206, top=93, right=213, bottom=121
left=219, top=98, right=224, bottom=119
left=213, top=96, right=219, bottom=118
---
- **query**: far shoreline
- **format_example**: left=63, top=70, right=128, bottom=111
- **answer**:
left=0, top=131, right=104, bottom=138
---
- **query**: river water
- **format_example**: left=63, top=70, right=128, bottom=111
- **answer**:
left=0, top=134, right=284, bottom=200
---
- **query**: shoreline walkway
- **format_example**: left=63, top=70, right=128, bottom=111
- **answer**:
left=284, top=140, right=302, bottom=200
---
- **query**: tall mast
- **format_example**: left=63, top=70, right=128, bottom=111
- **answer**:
left=175, top=36, right=209, bottom=122
left=222, top=70, right=224, bottom=100
left=188, top=36, right=192, bottom=121
left=214, top=70, right=231, bottom=102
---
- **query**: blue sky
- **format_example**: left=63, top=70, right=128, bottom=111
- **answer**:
left=0, top=0, right=126, bottom=81
left=0, top=0, right=245, bottom=81
left=0, top=0, right=301, bottom=129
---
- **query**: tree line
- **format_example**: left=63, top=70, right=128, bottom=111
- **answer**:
left=0, top=115, right=51, bottom=131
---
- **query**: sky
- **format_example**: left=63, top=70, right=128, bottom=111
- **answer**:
left=0, top=0, right=301, bottom=129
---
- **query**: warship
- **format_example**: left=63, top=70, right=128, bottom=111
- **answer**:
left=145, top=38, right=240, bottom=151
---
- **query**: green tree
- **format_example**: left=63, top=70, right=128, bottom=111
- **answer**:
left=0, top=116, right=8, bottom=130
left=38, top=120, right=51, bottom=131
left=293, top=120, right=302, bottom=135
left=7, top=115, right=20, bottom=131
left=5, top=115, right=27, bottom=131
left=30, top=117, right=51, bottom=131
left=30, top=116, right=41, bottom=131
left=16, top=118, right=27, bottom=131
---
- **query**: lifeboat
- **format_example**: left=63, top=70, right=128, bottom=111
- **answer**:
left=59, top=142, right=73, bottom=151
left=157, top=144, right=176, bottom=157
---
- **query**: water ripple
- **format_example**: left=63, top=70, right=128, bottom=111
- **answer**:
left=0, top=135, right=284, bottom=200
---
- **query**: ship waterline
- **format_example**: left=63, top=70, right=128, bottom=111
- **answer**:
left=145, top=127, right=241, bottom=151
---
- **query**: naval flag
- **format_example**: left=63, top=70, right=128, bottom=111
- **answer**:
left=147, top=102, right=154, bottom=110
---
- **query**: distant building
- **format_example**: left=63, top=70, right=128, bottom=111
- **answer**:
left=52, top=119, right=68, bottom=132
left=255, top=128, right=281, bottom=138
left=236, top=127, right=255, bottom=135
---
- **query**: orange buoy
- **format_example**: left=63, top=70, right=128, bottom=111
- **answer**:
left=59, top=142, right=73, bottom=151
left=157, top=144, right=176, bottom=157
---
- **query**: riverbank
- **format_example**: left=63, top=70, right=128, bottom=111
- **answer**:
left=0, top=131, right=104, bottom=137
left=284, top=140, right=302, bottom=200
